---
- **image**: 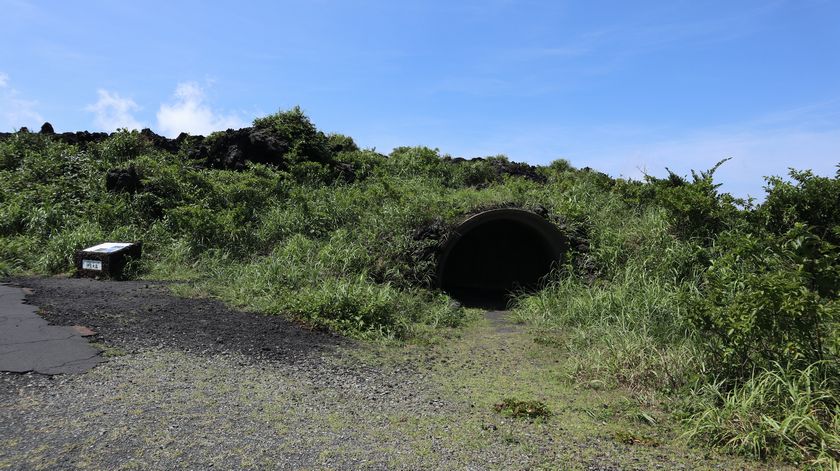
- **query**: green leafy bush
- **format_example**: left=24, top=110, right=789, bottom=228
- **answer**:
left=166, top=204, right=252, bottom=254
left=95, top=129, right=153, bottom=164
left=685, top=225, right=839, bottom=380
left=758, top=168, right=840, bottom=245
left=613, top=159, right=745, bottom=243
left=385, top=146, right=453, bottom=183
left=333, top=149, right=385, bottom=182
left=252, top=106, right=331, bottom=165
left=326, top=133, right=359, bottom=154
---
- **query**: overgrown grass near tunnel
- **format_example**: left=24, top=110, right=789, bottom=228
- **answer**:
left=1, top=109, right=838, bottom=466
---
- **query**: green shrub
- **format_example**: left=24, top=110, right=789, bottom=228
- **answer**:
left=0, top=236, right=38, bottom=274
left=0, top=194, right=28, bottom=236
left=385, top=146, right=453, bottom=183
left=95, top=129, right=152, bottom=165
left=326, top=133, right=359, bottom=154
left=685, top=225, right=839, bottom=381
left=0, top=132, right=49, bottom=170
left=289, top=161, right=332, bottom=184
left=547, top=158, right=575, bottom=174
left=759, top=168, right=840, bottom=245
left=166, top=204, right=254, bottom=254
left=450, top=157, right=500, bottom=188
left=613, top=159, right=745, bottom=243
left=252, top=106, right=331, bottom=165
left=333, top=149, right=385, bottom=182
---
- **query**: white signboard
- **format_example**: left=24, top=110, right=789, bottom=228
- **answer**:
left=82, top=259, right=103, bottom=270
left=83, top=242, right=132, bottom=254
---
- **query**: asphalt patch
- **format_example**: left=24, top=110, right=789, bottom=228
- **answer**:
left=0, top=284, right=103, bottom=374
left=5, top=277, right=346, bottom=365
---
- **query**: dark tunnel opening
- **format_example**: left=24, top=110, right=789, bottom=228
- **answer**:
left=437, top=209, right=565, bottom=310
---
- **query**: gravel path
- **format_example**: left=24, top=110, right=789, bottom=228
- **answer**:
left=0, top=277, right=778, bottom=470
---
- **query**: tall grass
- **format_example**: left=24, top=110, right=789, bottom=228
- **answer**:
left=682, top=362, right=839, bottom=467
left=511, top=201, right=706, bottom=391
left=165, top=232, right=463, bottom=340
left=512, top=264, right=701, bottom=391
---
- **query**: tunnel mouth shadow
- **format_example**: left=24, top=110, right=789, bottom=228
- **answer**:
left=436, top=209, right=566, bottom=310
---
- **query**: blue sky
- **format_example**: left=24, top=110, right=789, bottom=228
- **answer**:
left=1, top=0, right=838, bottom=198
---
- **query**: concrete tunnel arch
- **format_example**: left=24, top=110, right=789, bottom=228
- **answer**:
left=436, top=208, right=567, bottom=308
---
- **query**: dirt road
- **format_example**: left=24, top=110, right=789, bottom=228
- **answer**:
left=0, top=277, right=775, bottom=470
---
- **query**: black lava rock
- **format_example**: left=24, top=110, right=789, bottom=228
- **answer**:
left=54, top=131, right=110, bottom=147
left=199, top=127, right=291, bottom=170
left=105, top=166, right=142, bottom=194
left=139, top=128, right=183, bottom=153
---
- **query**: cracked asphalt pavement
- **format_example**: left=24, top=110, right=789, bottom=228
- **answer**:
left=0, top=284, right=102, bottom=375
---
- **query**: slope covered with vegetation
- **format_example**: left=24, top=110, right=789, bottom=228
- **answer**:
left=1, top=108, right=837, bottom=466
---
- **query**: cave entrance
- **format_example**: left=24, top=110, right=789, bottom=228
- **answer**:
left=436, top=209, right=566, bottom=309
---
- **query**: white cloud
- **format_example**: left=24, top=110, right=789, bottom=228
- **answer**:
left=0, top=72, right=44, bottom=131
left=85, top=89, right=143, bottom=131
left=156, top=82, right=246, bottom=137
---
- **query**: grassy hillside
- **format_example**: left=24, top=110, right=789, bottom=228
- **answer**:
left=1, top=108, right=837, bottom=466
